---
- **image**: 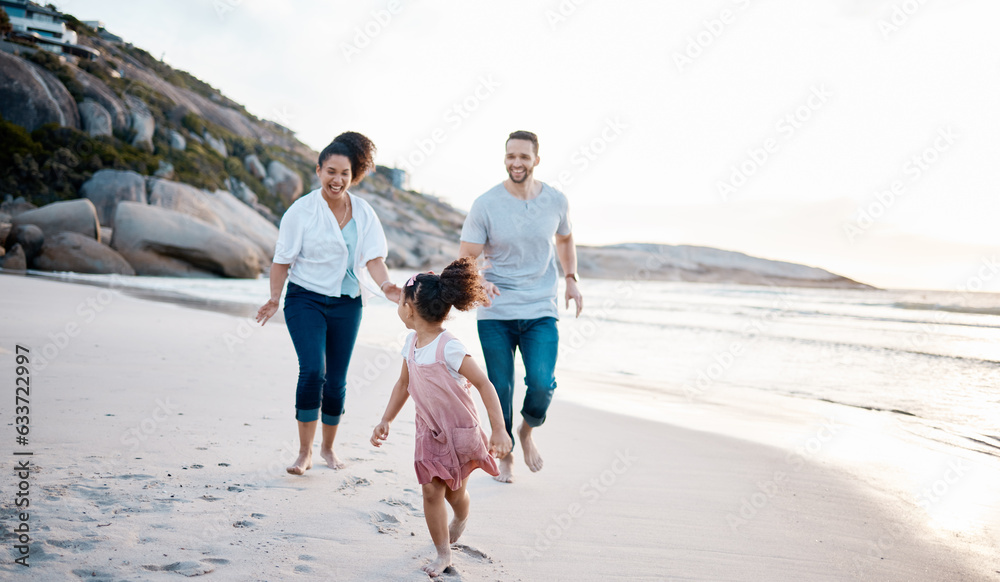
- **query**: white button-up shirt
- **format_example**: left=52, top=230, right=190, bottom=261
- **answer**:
left=273, top=190, right=388, bottom=301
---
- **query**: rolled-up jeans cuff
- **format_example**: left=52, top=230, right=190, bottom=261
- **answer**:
left=522, top=411, right=545, bottom=428
left=296, top=407, right=320, bottom=423
left=321, top=412, right=342, bottom=426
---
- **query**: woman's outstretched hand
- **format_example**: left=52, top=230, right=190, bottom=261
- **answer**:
left=371, top=421, right=391, bottom=447
left=383, top=283, right=402, bottom=303
left=256, top=299, right=279, bottom=326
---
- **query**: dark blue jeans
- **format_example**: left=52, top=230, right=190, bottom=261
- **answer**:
left=283, top=282, right=362, bottom=425
left=477, top=317, right=558, bottom=443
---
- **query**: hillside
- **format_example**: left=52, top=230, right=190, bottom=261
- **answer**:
left=0, top=6, right=869, bottom=289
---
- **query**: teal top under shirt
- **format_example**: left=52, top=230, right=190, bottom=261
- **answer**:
left=341, top=219, right=360, bottom=298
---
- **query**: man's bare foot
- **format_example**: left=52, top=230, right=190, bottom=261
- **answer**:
left=421, top=550, right=452, bottom=577
left=319, top=448, right=345, bottom=469
left=493, top=453, right=514, bottom=483
left=286, top=451, right=313, bottom=475
left=448, top=516, right=468, bottom=544
left=518, top=423, right=543, bottom=472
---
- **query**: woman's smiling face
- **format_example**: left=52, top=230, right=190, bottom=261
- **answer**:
left=316, top=154, right=352, bottom=199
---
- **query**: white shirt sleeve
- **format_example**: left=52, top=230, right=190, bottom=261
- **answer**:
left=272, top=204, right=302, bottom=265
left=444, top=338, right=470, bottom=376
left=400, top=332, right=416, bottom=360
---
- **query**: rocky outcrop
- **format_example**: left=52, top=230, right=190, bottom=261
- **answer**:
left=147, top=179, right=224, bottom=229
left=169, top=130, right=186, bottom=151
left=154, top=161, right=175, bottom=179
left=575, top=244, right=874, bottom=289
left=80, top=169, right=148, bottom=227
left=204, top=132, right=227, bottom=158
left=78, top=100, right=113, bottom=137
left=124, top=95, right=155, bottom=152
left=0, top=244, right=27, bottom=271
left=35, top=232, right=136, bottom=275
left=13, top=199, right=100, bottom=242
left=0, top=197, right=36, bottom=217
left=201, top=189, right=278, bottom=266
left=264, top=160, right=303, bottom=206
left=7, top=224, right=44, bottom=266
left=111, top=202, right=261, bottom=278
left=73, top=67, right=129, bottom=131
left=244, top=155, right=266, bottom=180
left=0, top=52, right=80, bottom=132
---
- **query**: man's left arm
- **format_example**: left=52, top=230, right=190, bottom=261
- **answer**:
left=556, top=232, right=583, bottom=317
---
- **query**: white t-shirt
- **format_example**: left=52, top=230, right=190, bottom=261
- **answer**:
left=273, top=190, right=388, bottom=301
left=401, top=331, right=469, bottom=380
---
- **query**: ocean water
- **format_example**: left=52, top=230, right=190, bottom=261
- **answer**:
left=25, top=271, right=1000, bottom=459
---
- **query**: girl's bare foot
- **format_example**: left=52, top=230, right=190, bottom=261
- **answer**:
left=518, top=423, right=543, bottom=472
left=320, top=448, right=346, bottom=469
left=421, top=549, right=452, bottom=577
left=493, top=453, right=514, bottom=483
left=448, top=516, right=468, bottom=543
left=286, top=451, right=313, bottom=475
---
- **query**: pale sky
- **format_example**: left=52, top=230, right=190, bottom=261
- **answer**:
left=55, top=0, right=1000, bottom=291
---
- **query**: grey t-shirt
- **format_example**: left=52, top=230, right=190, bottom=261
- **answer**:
left=460, top=182, right=572, bottom=320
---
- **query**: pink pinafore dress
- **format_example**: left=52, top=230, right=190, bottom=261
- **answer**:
left=406, top=331, right=499, bottom=490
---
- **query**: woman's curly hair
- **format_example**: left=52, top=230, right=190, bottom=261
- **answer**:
left=317, top=131, right=376, bottom=186
left=403, top=256, right=488, bottom=323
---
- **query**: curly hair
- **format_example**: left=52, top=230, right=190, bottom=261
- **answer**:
left=317, top=131, right=376, bottom=186
left=403, top=256, right=488, bottom=323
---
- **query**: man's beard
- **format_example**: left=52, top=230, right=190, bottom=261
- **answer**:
left=508, top=168, right=530, bottom=184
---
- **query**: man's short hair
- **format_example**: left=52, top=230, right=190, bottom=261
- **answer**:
left=507, top=130, right=539, bottom=155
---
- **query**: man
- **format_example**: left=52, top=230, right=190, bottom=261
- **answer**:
left=459, top=130, right=583, bottom=483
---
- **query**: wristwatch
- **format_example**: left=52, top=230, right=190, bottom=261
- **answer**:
left=565, top=273, right=578, bottom=282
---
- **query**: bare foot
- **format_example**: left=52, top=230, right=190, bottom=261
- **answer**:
left=286, top=451, right=313, bottom=475
left=518, top=423, right=543, bottom=473
left=449, top=516, right=468, bottom=544
left=319, top=448, right=346, bottom=469
left=421, top=550, right=452, bottom=577
left=493, top=453, right=514, bottom=483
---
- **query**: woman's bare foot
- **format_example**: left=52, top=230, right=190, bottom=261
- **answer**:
left=421, top=549, right=452, bottom=577
left=286, top=451, right=313, bottom=475
left=493, top=453, right=515, bottom=483
left=518, top=423, right=543, bottom=472
left=448, top=516, right=468, bottom=544
left=319, top=448, right=346, bottom=469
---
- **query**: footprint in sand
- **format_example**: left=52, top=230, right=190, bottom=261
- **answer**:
left=452, top=544, right=493, bottom=563
left=142, top=561, right=217, bottom=576
left=380, top=497, right=423, bottom=516
left=336, top=476, right=372, bottom=493
left=370, top=511, right=400, bottom=534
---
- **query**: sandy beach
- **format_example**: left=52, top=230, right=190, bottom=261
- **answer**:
left=1, top=275, right=998, bottom=581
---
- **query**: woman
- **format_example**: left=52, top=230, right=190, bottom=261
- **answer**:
left=256, top=131, right=401, bottom=475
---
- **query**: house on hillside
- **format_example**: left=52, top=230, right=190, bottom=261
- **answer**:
left=0, top=0, right=98, bottom=60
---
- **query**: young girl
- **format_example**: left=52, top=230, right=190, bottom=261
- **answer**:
left=371, top=257, right=512, bottom=577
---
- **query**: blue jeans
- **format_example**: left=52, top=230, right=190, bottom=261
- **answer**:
left=283, top=282, right=362, bottom=425
left=477, top=317, right=558, bottom=443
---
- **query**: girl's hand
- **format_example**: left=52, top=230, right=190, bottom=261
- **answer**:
left=256, top=299, right=279, bottom=326
left=488, top=429, right=513, bottom=459
left=371, top=421, right=391, bottom=447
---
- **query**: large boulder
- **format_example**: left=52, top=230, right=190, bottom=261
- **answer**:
left=0, top=244, right=27, bottom=271
left=6, top=224, right=44, bottom=265
left=264, top=160, right=304, bottom=206
left=202, top=189, right=279, bottom=266
left=13, top=199, right=100, bottom=242
left=0, top=52, right=80, bottom=132
left=35, top=232, right=136, bottom=275
left=124, top=95, right=155, bottom=152
left=78, top=100, right=113, bottom=137
left=204, top=132, right=227, bottom=158
left=169, top=130, right=186, bottom=151
left=244, top=154, right=266, bottom=180
left=111, top=202, right=262, bottom=278
left=0, top=196, right=36, bottom=217
left=147, top=179, right=224, bottom=229
left=73, top=67, right=129, bottom=131
left=80, top=169, right=148, bottom=227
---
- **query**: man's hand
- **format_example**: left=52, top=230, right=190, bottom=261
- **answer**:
left=483, top=280, right=500, bottom=307
left=565, top=279, right=583, bottom=317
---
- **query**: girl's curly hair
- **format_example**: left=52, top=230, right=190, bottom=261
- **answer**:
left=403, top=256, right=488, bottom=323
